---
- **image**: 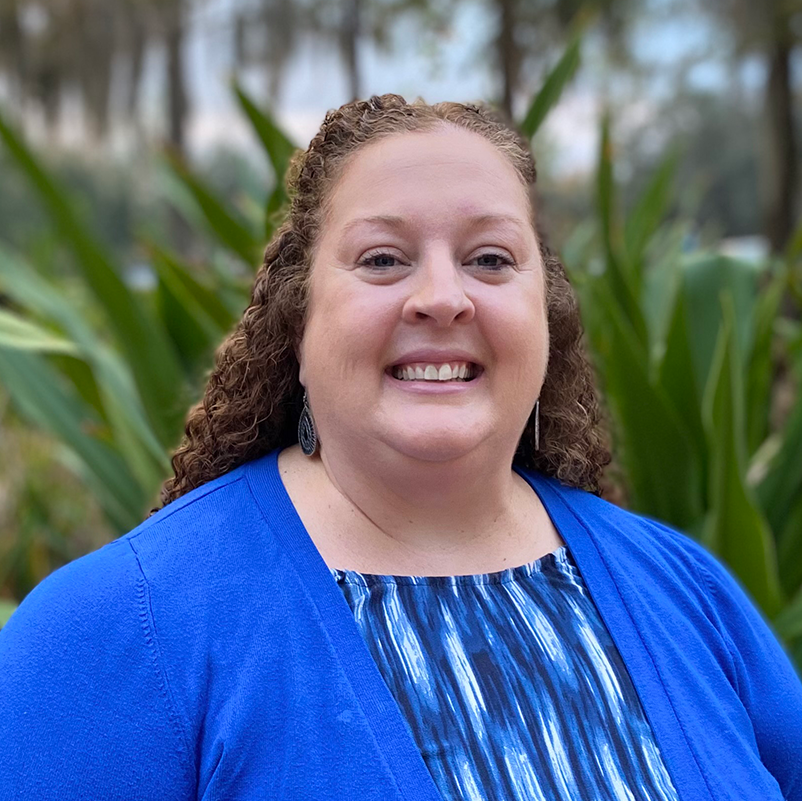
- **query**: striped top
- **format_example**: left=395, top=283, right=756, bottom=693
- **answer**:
left=330, top=544, right=680, bottom=801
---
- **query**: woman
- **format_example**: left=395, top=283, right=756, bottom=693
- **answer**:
left=1, top=94, right=800, bottom=801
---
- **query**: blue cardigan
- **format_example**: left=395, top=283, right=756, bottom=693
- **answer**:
left=1, top=448, right=800, bottom=800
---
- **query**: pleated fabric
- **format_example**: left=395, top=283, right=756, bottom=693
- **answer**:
left=330, top=544, right=680, bottom=801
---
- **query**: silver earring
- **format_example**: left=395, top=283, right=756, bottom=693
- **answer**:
left=298, top=390, right=318, bottom=456
left=534, top=399, right=540, bottom=451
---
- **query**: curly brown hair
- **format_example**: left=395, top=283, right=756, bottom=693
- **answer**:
left=153, top=93, right=611, bottom=512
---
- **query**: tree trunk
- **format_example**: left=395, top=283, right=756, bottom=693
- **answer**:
left=1, top=0, right=25, bottom=105
left=496, top=0, right=521, bottom=120
left=341, top=0, right=362, bottom=102
left=126, top=17, right=146, bottom=123
left=764, top=33, right=798, bottom=253
left=165, top=1, right=188, bottom=153
left=163, top=0, right=191, bottom=253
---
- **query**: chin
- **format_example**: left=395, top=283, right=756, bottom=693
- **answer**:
left=380, top=425, right=489, bottom=463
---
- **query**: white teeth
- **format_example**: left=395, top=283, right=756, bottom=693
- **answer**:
left=391, top=361, right=476, bottom=382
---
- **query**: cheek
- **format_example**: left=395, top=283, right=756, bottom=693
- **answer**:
left=303, top=282, right=400, bottom=378
left=333, top=294, right=396, bottom=353
left=484, top=288, right=548, bottom=362
left=516, top=276, right=549, bottom=368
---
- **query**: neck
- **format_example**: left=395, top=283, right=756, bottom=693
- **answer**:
left=311, top=438, right=532, bottom=567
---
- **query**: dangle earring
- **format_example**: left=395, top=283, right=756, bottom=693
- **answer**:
left=298, top=389, right=318, bottom=456
left=534, top=399, right=540, bottom=451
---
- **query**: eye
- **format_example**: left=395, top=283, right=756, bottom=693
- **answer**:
left=471, top=251, right=515, bottom=271
left=358, top=250, right=404, bottom=271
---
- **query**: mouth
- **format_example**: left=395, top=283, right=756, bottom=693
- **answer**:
left=386, top=361, right=484, bottom=383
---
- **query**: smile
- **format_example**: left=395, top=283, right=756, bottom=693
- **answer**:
left=389, top=362, right=481, bottom=382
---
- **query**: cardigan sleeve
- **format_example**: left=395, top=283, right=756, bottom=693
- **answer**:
left=0, top=539, right=195, bottom=800
left=687, top=541, right=802, bottom=801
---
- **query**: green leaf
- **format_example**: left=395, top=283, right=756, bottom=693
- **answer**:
left=0, top=108, right=186, bottom=448
left=147, top=245, right=236, bottom=332
left=232, top=82, right=298, bottom=183
left=656, top=282, right=708, bottom=482
left=681, top=253, right=761, bottom=393
left=230, top=86, right=296, bottom=242
left=0, top=309, right=78, bottom=354
left=640, top=221, right=687, bottom=351
left=773, top=581, right=802, bottom=641
left=585, top=277, right=703, bottom=528
left=264, top=182, right=289, bottom=242
left=624, top=148, right=678, bottom=268
left=49, top=352, right=106, bottom=418
left=0, top=600, right=17, bottom=628
left=0, top=349, right=146, bottom=530
left=595, top=113, right=649, bottom=346
left=86, top=347, right=171, bottom=493
left=164, top=148, right=262, bottom=268
left=147, top=245, right=237, bottom=378
left=702, top=292, right=783, bottom=617
left=0, top=245, right=169, bottom=491
left=745, top=268, right=785, bottom=454
left=155, top=279, right=207, bottom=373
left=785, top=215, right=802, bottom=263
left=519, top=29, right=582, bottom=139
left=776, top=492, right=802, bottom=599
left=757, top=387, right=802, bottom=544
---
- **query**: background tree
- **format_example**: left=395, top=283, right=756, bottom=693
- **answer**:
left=232, top=0, right=450, bottom=105
left=485, top=0, right=636, bottom=120
left=0, top=0, right=191, bottom=153
left=702, top=0, right=801, bottom=253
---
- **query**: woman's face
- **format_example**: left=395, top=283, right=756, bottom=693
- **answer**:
left=298, top=125, right=548, bottom=465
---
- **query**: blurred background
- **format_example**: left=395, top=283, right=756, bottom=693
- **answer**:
left=0, top=0, right=801, bottom=667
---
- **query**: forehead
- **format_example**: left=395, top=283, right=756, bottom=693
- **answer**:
left=323, top=127, right=533, bottom=234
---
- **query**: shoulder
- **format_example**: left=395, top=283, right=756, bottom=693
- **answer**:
left=526, top=470, right=753, bottom=613
left=1, top=538, right=142, bottom=652
left=125, top=462, right=253, bottom=548
left=565, top=482, right=747, bottom=596
left=532, top=472, right=800, bottom=673
left=0, top=500, right=214, bottom=798
left=0, top=460, right=270, bottom=774
left=0, top=507, right=201, bottom=791
left=537, top=476, right=802, bottom=798
left=530, top=472, right=710, bottom=568
left=538, top=473, right=795, bottom=651
left=2, top=459, right=265, bottom=642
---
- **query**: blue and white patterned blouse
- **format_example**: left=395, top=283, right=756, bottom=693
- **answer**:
left=330, top=543, right=680, bottom=801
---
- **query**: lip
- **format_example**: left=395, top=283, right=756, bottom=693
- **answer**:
left=387, top=349, right=483, bottom=369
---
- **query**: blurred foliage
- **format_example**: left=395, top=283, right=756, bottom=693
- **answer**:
left=619, top=87, right=802, bottom=241
left=0, top=401, right=109, bottom=606
left=0, top=81, right=281, bottom=611
left=0, top=30, right=801, bottom=682
left=563, top=110, right=802, bottom=667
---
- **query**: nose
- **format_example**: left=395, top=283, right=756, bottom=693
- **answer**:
left=401, top=251, right=475, bottom=327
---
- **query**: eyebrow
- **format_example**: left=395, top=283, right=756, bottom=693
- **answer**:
left=341, top=213, right=528, bottom=235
